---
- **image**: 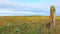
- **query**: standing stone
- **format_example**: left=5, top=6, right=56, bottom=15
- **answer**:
left=50, top=5, right=55, bottom=28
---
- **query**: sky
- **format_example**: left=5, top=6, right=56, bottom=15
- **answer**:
left=0, top=0, right=60, bottom=16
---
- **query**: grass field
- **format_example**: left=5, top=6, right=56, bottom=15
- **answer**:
left=0, top=16, right=60, bottom=34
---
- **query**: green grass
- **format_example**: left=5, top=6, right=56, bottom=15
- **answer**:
left=0, top=16, right=59, bottom=34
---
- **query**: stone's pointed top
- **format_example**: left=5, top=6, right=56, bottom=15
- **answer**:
left=51, top=5, right=55, bottom=7
left=50, top=5, right=55, bottom=11
left=50, top=5, right=55, bottom=9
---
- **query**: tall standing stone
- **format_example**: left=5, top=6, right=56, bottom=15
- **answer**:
left=50, top=5, right=55, bottom=28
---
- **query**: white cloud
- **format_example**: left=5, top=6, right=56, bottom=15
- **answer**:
left=0, top=9, right=35, bottom=16
left=0, top=9, right=33, bottom=14
left=0, top=0, right=60, bottom=16
left=0, top=9, right=48, bottom=16
left=0, top=0, right=59, bottom=10
left=0, top=0, right=50, bottom=10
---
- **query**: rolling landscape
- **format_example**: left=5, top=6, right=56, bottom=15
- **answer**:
left=0, top=16, right=60, bottom=34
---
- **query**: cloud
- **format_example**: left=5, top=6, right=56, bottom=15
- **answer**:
left=0, top=0, right=51, bottom=10
left=0, top=10, right=33, bottom=14
left=0, top=9, right=49, bottom=16
left=0, top=0, right=60, bottom=16
left=0, top=9, right=36, bottom=16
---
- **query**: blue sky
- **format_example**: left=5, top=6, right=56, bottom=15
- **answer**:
left=0, top=0, right=60, bottom=16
